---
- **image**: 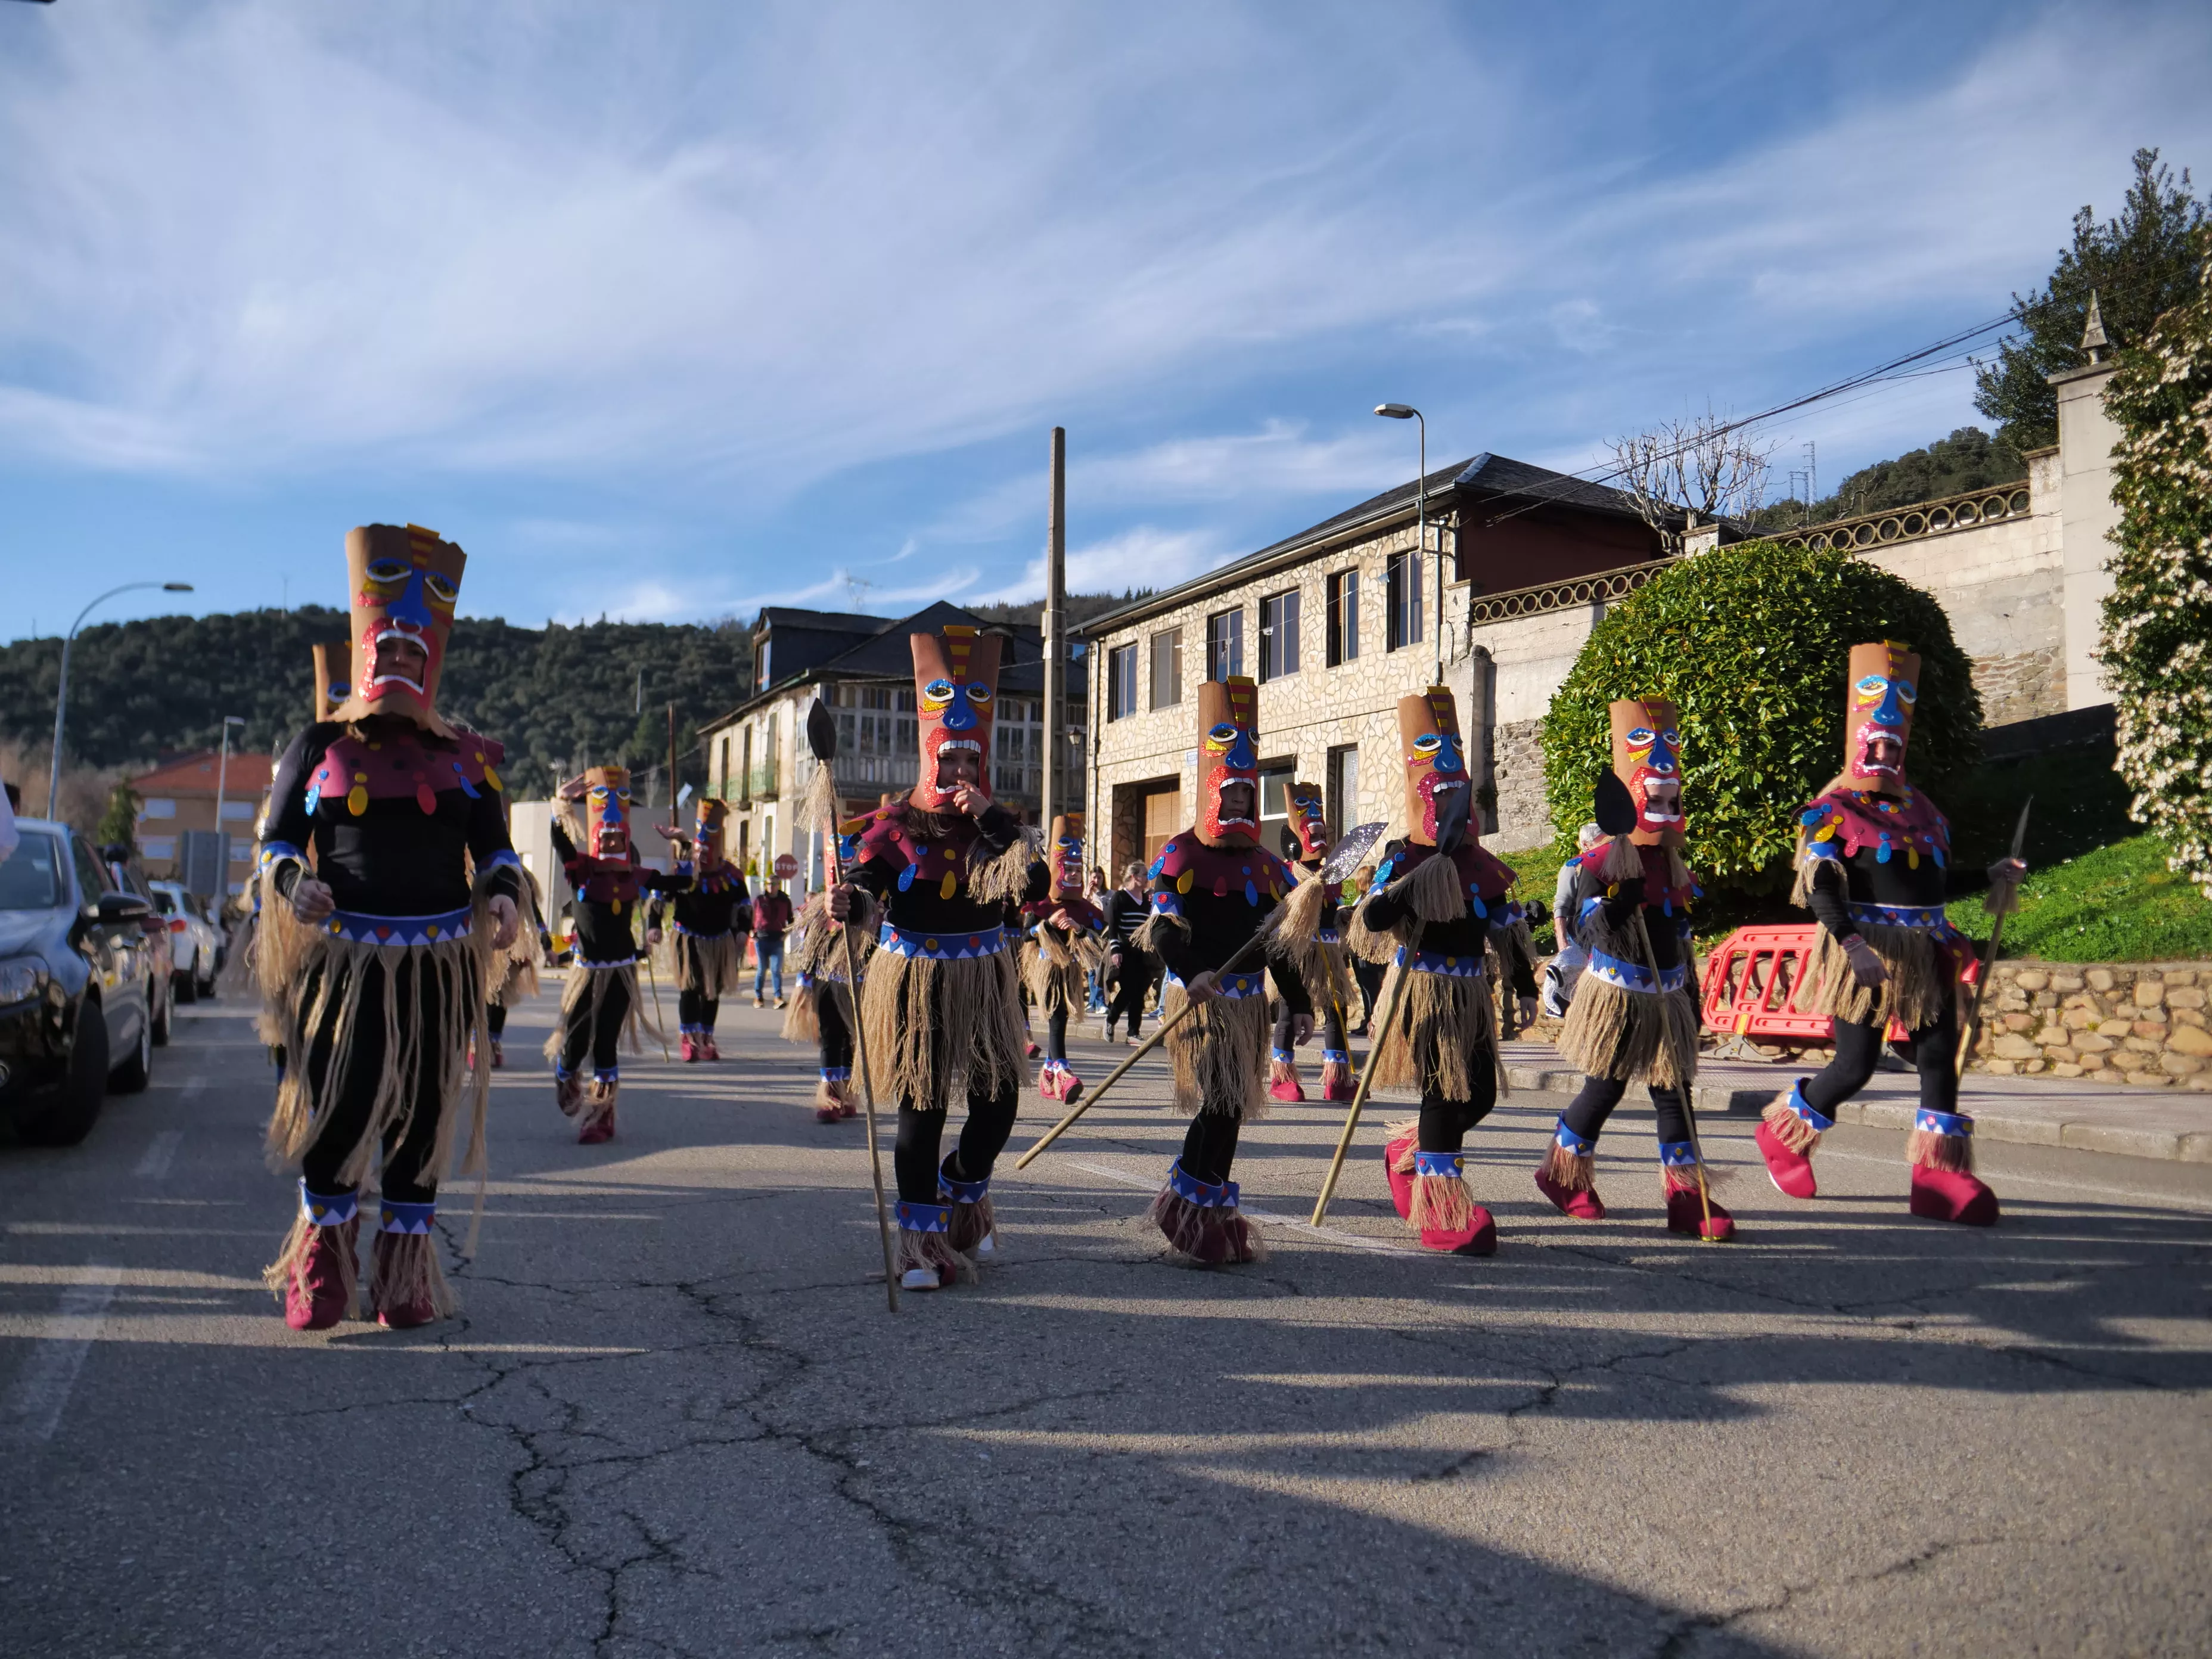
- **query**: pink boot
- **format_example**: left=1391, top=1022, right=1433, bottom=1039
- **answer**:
left=1383, top=1126, right=1418, bottom=1220
left=1407, top=1149, right=1496, bottom=1254
left=701, top=1036, right=720, bottom=1062
left=1319, top=1051, right=1355, bottom=1104
left=1267, top=1049, right=1305, bottom=1104
left=1907, top=1111, right=1997, bottom=1225
left=554, top=1068, right=585, bottom=1119
left=275, top=1184, right=359, bottom=1332
left=578, top=1077, right=618, bottom=1144
left=370, top=1203, right=449, bottom=1329
left=1534, top=1120, right=1607, bottom=1220
left=1757, top=1083, right=1828, bottom=1200
left=1037, top=1063, right=1065, bottom=1104
left=681, top=1035, right=699, bottom=1062
left=489, top=1038, right=504, bottom=1069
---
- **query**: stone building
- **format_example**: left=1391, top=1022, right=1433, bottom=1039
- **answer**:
left=695, top=600, right=1086, bottom=892
left=1076, top=454, right=1667, bottom=874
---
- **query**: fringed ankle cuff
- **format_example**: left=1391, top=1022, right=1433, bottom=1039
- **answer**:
left=1268, top=1053, right=1298, bottom=1084
left=1658, top=1140, right=1705, bottom=1194
left=895, top=1203, right=973, bottom=1282
left=368, top=1228, right=457, bottom=1322
left=1408, top=1151, right=1473, bottom=1233
left=1149, top=1161, right=1264, bottom=1265
left=1384, top=1118, right=1422, bottom=1173
left=1538, top=1124, right=1596, bottom=1192
left=1907, top=1108, right=1974, bottom=1173
left=1762, top=1082, right=1831, bottom=1152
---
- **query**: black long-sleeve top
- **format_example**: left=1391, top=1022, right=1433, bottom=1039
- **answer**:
left=552, top=818, right=679, bottom=965
left=260, top=716, right=521, bottom=917
left=1359, top=838, right=1538, bottom=999
left=648, top=859, right=751, bottom=937
left=1147, top=832, right=1309, bottom=1014
left=846, top=800, right=1048, bottom=935
left=1103, top=888, right=1152, bottom=952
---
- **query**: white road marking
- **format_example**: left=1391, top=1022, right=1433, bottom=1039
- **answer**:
left=134, top=1130, right=182, bottom=1179
left=2, top=1267, right=122, bottom=1444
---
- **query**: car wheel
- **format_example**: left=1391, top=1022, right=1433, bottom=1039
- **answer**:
left=111, top=1010, right=153, bottom=1094
left=175, top=966, right=197, bottom=1005
left=28, top=1006, right=108, bottom=1146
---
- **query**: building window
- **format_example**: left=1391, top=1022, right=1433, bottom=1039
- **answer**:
left=1108, top=643, right=1139, bottom=720
left=142, top=799, right=176, bottom=819
left=139, top=835, right=176, bottom=861
left=755, top=639, right=772, bottom=692
left=1258, top=767, right=1294, bottom=850
left=1326, top=743, right=1360, bottom=837
left=1205, top=608, right=1243, bottom=682
left=1386, top=551, right=1424, bottom=653
left=1325, top=570, right=1359, bottom=666
left=1259, top=589, right=1300, bottom=681
left=1149, top=626, right=1183, bottom=710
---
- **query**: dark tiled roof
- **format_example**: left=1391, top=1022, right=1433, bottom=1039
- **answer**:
left=703, top=601, right=1051, bottom=729
left=750, top=605, right=899, bottom=634
left=1075, top=451, right=1656, bottom=636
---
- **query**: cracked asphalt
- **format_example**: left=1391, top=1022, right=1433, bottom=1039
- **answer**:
left=3, top=980, right=2208, bottom=1658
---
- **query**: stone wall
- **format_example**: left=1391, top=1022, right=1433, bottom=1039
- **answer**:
left=1969, top=961, right=2212, bottom=1090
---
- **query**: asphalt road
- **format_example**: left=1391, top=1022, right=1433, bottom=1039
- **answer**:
left=3, top=978, right=2208, bottom=1658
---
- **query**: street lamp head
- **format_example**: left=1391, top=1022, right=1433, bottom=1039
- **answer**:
left=163, top=582, right=194, bottom=592
left=222, top=714, right=246, bottom=726
left=1374, top=403, right=1416, bottom=420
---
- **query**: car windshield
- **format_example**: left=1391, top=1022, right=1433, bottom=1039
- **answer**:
left=0, top=830, right=66, bottom=911
left=153, top=889, right=178, bottom=914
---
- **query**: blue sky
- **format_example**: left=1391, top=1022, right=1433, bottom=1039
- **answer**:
left=2, top=1, right=2207, bottom=639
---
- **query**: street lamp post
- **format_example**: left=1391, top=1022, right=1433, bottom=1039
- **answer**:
left=1374, top=405, right=1439, bottom=682
left=212, top=714, right=247, bottom=900
left=47, top=580, right=195, bottom=816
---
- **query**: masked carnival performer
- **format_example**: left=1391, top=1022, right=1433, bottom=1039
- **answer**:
left=256, top=524, right=527, bottom=1331
left=783, top=810, right=874, bottom=1124
left=649, top=797, right=751, bottom=1062
left=1540, top=699, right=1732, bottom=1239
left=828, top=625, right=1045, bottom=1291
left=547, top=767, right=678, bottom=1143
left=1142, top=677, right=1309, bottom=1266
left=1266, top=781, right=1356, bottom=1104
left=1348, top=687, right=1534, bottom=1256
left=1757, top=642, right=2024, bottom=1226
left=1023, top=814, right=1107, bottom=1106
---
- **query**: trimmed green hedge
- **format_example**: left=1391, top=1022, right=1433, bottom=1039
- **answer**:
left=1543, top=540, right=1982, bottom=893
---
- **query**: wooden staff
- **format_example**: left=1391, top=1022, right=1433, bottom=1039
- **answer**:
left=1956, top=797, right=2033, bottom=1077
left=1310, top=925, right=1421, bottom=1226
left=1631, top=909, right=1713, bottom=1242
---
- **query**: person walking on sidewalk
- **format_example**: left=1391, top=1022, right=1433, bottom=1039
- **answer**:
left=751, top=877, right=793, bottom=1007
left=1101, top=861, right=1154, bottom=1044
left=254, top=522, right=530, bottom=1331
left=1540, top=698, right=1732, bottom=1240
left=1756, top=641, right=2025, bottom=1226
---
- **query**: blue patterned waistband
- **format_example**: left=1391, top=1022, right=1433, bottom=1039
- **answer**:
left=1847, top=901, right=1955, bottom=934
left=1394, top=946, right=1486, bottom=978
left=1586, top=949, right=1688, bottom=995
left=322, top=905, right=473, bottom=947
left=878, top=923, right=1007, bottom=961
left=1161, top=967, right=1267, bottom=999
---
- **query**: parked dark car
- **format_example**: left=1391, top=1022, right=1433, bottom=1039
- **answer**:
left=0, top=817, right=159, bottom=1144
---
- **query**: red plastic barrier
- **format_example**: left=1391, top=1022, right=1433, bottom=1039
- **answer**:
left=1699, top=924, right=1833, bottom=1043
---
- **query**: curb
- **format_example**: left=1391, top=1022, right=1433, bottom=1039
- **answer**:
left=1500, top=1063, right=2212, bottom=1166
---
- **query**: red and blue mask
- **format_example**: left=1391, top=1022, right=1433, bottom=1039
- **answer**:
left=334, top=523, right=464, bottom=732
left=693, top=797, right=728, bottom=870
left=1197, top=676, right=1260, bottom=849
left=585, top=766, right=632, bottom=860
left=1286, top=780, right=1330, bottom=864
left=1843, top=641, right=1919, bottom=795
left=1049, top=812, right=1085, bottom=899
left=909, top=625, right=1001, bottom=813
left=1397, top=686, right=1469, bottom=847
left=1609, top=697, right=1685, bottom=847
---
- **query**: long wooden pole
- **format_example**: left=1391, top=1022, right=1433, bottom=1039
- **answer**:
left=1631, top=909, right=1713, bottom=1241
left=1310, top=928, right=1421, bottom=1226
left=841, top=922, right=899, bottom=1312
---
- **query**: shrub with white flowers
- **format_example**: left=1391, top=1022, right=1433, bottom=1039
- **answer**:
left=2102, top=228, right=2212, bottom=899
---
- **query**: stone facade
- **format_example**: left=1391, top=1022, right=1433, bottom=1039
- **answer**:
left=1966, top=961, right=2212, bottom=1089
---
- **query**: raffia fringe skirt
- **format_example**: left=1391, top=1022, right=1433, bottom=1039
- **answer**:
left=859, top=947, right=1027, bottom=1112
left=1364, top=965, right=1489, bottom=1100
left=673, top=930, right=746, bottom=999
left=1555, top=977, right=1701, bottom=1091
left=1158, top=981, right=1272, bottom=1120
left=541, top=960, right=658, bottom=1064
left=1795, top=921, right=1953, bottom=1032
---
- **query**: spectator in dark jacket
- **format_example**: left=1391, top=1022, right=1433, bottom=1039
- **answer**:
left=1100, top=861, right=1155, bottom=1043
left=751, top=879, right=794, bottom=1008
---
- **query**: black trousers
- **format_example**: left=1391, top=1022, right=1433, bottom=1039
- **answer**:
left=299, top=954, right=449, bottom=1206
left=894, top=1078, right=1020, bottom=1204
left=1107, top=950, right=1155, bottom=1036
left=1351, top=958, right=1387, bottom=1034
left=678, top=987, right=720, bottom=1033
left=559, top=968, right=633, bottom=1077
left=1180, top=1110, right=1242, bottom=1186
left=1272, top=999, right=1347, bottom=1055
left=1805, top=1006, right=1962, bottom=1117
left=1415, top=1068, right=1499, bottom=1155
left=486, top=1001, right=507, bottom=1039
left=818, top=989, right=853, bottom=1074
left=1561, top=1076, right=1696, bottom=1146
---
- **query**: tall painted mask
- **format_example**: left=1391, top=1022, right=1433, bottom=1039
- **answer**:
left=330, top=523, right=464, bottom=732
left=584, top=766, right=632, bottom=860
left=1609, top=697, right=1685, bottom=847
left=1196, top=676, right=1260, bottom=849
left=1049, top=813, right=1085, bottom=899
left=1397, top=685, right=1470, bottom=847
left=1285, top=779, right=1331, bottom=864
left=1843, top=641, right=1919, bottom=794
left=909, top=625, right=1001, bottom=813
left=693, top=797, right=728, bottom=870
left=312, top=640, right=353, bottom=722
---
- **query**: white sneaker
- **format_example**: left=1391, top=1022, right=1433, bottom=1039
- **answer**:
left=900, top=1267, right=942, bottom=1292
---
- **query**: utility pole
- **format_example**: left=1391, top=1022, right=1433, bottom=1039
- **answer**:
left=1040, top=426, right=1067, bottom=830
left=212, top=714, right=244, bottom=900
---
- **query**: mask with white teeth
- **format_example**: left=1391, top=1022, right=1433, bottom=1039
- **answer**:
left=908, top=624, right=1001, bottom=814
left=1196, top=675, right=1260, bottom=850
left=1397, top=685, right=1474, bottom=849
left=1841, top=641, right=1919, bottom=797
left=1609, top=697, right=1686, bottom=848
left=330, top=523, right=465, bottom=735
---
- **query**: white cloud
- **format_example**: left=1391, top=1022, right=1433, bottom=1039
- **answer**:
left=974, top=525, right=1231, bottom=605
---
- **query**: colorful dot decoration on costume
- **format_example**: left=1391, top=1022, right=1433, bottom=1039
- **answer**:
left=1798, top=785, right=1950, bottom=868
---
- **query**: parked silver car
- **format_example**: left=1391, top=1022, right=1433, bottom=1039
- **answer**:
left=146, top=880, right=222, bottom=1002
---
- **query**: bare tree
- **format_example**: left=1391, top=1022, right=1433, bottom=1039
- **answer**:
left=1610, top=406, right=1777, bottom=552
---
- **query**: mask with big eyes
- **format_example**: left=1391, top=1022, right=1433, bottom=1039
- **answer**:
left=1843, top=641, right=1919, bottom=794
left=1286, top=780, right=1330, bottom=863
left=1048, top=812, right=1085, bottom=897
left=311, top=640, right=353, bottom=722
left=1196, top=676, right=1260, bottom=849
left=1608, top=697, right=1686, bottom=847
left=337, top=523, right=465, bottom=729
left=1397, top=686, right=1470, bottom=847
left=693, top=798, right=728, bottom=869
left=584, top=766, right=632, bottom=859
left=909, top=625, right=1001, bottom=813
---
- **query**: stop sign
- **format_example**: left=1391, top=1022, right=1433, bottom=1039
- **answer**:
left=773, top=852, right=800, bottom=881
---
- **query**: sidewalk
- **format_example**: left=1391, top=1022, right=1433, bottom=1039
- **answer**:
left=1495, top=1037, right=2212, bottom=1164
